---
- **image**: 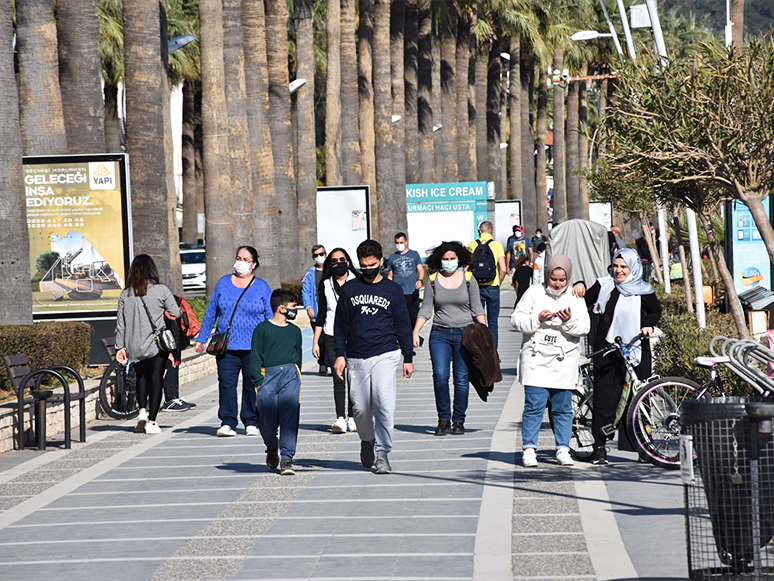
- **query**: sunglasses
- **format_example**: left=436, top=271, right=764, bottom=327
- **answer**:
left=331, top=257, right=348, bottom=263
left=313, top=252, right=326, bottom=257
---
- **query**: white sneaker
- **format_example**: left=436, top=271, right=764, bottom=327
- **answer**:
left=217, top=425, right=237, bottom=437
left=332, top=417, right=347, bottom=433
left=556, top=448, right=574, bottom=466
left=245, top=425, right=260, bottom=436
left=145, top=422, right=162, bottom=434
left=135, top=410, right=148, bottom=433
left=522, top=448, right=538, bottom=468
left=347, top=417, right=357, bottom=432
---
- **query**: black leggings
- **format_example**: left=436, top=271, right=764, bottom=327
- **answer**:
left=135, top=352, right=166, bottom=421
left=323, top=333, right=353, bottom=418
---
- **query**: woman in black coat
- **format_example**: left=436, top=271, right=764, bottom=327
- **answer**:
left=573, top=248, right=661, bottom=465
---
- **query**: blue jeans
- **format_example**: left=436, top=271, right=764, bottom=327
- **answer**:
left=522, top=385, right=572, bottom=450
left=478, top=285, right=500, bottom=348
left=216, top=350, right=257, bottom=430
left=429, top=326, right=472, bottom=424
left=256, top=364, right=301, bottom=459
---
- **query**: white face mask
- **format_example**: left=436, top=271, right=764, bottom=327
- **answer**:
left=234, top=261, right=253, bottom=276
left=314, top=255, right=326, bottom=266
left=396, top=243, right=406, bottom=252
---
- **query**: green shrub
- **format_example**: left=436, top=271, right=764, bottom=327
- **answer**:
left=0, top=322, right=91, bottom=392
left=189, top=297, right=207, bottom=328
left=281, top=280, right=303, bottom=302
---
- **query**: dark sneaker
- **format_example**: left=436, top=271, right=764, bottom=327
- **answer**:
left=592, top=447, right=608, bottom=466
left=162, top=399, right=191, bottom=412
left=319, top=365, right=327, bottom=376
left=452, top=422, right=465, bottom=435
left=434, top=420, right=451, bottom=436
left=266, top=448, right=279, bottom=470
left=179, top=397, right=196, bottom=408
left=280, top=458, right=295, bottom=475
left=374, top=452, right=391, bottom=474
left=360, top=439, right=375, bottom=468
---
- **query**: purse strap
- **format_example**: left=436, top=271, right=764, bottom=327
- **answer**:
left=140, top=296, right=160, bottom=334
left=224, top=277, right=255, bottom=333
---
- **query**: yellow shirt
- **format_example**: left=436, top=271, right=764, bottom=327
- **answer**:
left=467, top=233, right=505, bottom=287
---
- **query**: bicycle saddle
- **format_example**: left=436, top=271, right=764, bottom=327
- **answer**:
left=693, top=356, right=730, bottom=368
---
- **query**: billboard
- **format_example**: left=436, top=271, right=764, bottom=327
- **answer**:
left=316, top=185, right=371, bottom=265
left=493, top=200, right=522, bottom=251
left=727, top=198, right=772, bottom=294
left=24, top=154, right=132, bottom=320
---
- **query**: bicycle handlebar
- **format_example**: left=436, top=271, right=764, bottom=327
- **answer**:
left=586, top=332, right=648, bottom=360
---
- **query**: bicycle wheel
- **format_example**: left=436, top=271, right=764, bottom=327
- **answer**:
left=627, top=376, right=700, bottom=469
left=99, top=359, right=140, bottom=420
left=569, top=389, right=595, bottom=461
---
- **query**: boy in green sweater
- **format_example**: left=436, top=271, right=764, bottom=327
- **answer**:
left=250, top=289, right=304, bottom=475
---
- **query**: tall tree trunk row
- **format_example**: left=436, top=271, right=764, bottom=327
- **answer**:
left=325, top=0, right=342, bottom=186
left=340, top=0, right=362, bottom=185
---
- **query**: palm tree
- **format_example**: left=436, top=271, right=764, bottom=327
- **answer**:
left=358, top=0, right=378, bottom=239
left=417, top=1, right=434, bottom=181
left=98, top=0, right=123, bottom=154
left=243, top=0, right=281, bottom=289
left=565, top=73, right=580, bottom=219
left=466, top=3, right=478, bottom=181
left=374, top=0, right=396, bottom=240
left=486, top=41, right=502, bottom=193
left=455, top=5, right=472, bottom=181
left=431, top=17, right=443, bottom=181
left=534, top=66, right=548, bottom=231
left=340, top=0, right=361, bottom=184
left=0, top=1, right=32, bottom=325
left=57, top=0, right=106, bottom=153
left=390, top=0, right=407, bottom=226
left=441, top=9, right=458, bottom=182
left=266, top=0, right=301, bottom=276
left=507, top=35, right=522, bottom=201
left=520, top=42, right=536, bottom=227
left=16, top=0, right=67, bottom=155
left=474, top=40, right=488, bottom=181
left=181, top=79, right=198, bottom=244
left=551, top=49, right=567, bottom=223
left=577, top=61, right=590, bottom=219
left=404, top=0, right=419, bottom=184
left=325, top=0, right=343, bottom=186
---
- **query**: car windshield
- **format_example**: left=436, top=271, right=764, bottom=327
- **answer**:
left=181, top=251, right=205, bottom=265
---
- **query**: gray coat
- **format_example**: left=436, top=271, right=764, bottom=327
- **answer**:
left=115, top=283, right=181, bottom=362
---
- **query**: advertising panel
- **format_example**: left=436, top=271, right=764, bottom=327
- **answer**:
left=728, top=198, right=771, bottom=294
left=24, top=154, right=132, bottom=320
left=316, top=186, right=371, bottom=265
left=493, top=200, right=522, bottom=251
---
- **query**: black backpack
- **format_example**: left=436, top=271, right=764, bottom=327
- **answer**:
left=470, top=240, right=497, bottom=284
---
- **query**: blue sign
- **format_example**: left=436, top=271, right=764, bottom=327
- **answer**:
left=731, top=198, right=770, bottom=293
left=406, top=181, right=488, bottom=203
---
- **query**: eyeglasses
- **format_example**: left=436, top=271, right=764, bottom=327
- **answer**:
left=331, top=257, right=348, bottom=263
left=313, top=252, right=326, bottom=258
left=235, top=257, right=253, bottom=263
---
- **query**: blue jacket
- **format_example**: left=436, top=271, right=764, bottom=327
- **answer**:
left=302, top=267, right=321, bottom=321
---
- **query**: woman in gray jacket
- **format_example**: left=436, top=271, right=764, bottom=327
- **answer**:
left=116, top=255, right=180, bottom=434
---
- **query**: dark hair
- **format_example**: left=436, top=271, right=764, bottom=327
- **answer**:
left=311, top=244, right=325, bottom=256
left=126, top=254, right=160, bottom=297
left=357, top=239, right=382, bottom=261
left=535, top=228, right=542, bottom=234
left=394, top=232, right=407, bottom=241
left=270, top=288, right=297, bottom=313
left=425, top=241, right=472, bottom=272
left=536, top=242, right=546, bottom=252
left=514, top=255, right=529, bottom=268
left=236, top=246, right=259, bottom=268
left=321, top=247, right=355, bottom=281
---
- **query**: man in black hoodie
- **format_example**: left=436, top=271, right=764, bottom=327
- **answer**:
left=333, top=239, right=414, bottom=475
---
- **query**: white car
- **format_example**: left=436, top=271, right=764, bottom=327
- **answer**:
left=180, top=248, right=206, bottom=290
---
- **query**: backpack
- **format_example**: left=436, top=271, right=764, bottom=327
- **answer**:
left=429, top=271, right=472, bottom=292
left=469, top=240, right=497, bottom=284
left=174, top=295, right=201, bottom=339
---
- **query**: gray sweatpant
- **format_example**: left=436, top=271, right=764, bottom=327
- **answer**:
left=347, top=349, right=402, bottom=453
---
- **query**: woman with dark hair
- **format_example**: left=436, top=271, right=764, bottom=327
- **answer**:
left=312, top=247, right=357, bottom=433
left=116, top=254, right=181, bottom=433
left=413, top=241, right=486, bottom=436
left=195, top=246, right=272, bottom=437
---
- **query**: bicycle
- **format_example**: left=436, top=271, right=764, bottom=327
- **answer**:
left=98, top=336, right=140, bottom=420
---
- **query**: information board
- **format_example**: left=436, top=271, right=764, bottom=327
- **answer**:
left=727, top=198, right=772, bottom=294
left=493, top=200, right=523, bottom=252
left=316, top=186, right=371, bottom=265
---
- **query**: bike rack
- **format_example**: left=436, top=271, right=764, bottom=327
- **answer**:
left=709, top=335, right=774, bottom=395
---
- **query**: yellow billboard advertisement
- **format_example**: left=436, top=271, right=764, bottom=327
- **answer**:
left=24, top=154, right=132, bottom=319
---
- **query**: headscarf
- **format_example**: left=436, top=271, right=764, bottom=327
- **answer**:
left=544, top=255, right=572, bottom=298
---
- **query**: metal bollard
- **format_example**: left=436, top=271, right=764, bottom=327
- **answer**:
left=31, top=390, right=53, bottom=451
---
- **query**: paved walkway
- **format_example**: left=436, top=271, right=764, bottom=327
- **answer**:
left=0, top=289, right=688, bottom=580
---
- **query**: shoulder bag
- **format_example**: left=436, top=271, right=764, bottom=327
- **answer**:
left=141, top=296, right=177, bottom=353
left=206, top=277, right=255, bottom=356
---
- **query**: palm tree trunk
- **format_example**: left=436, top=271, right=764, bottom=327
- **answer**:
left=641, top=218, right=664, bottom=286
left=417, top=2, right=434, bottom=182
left=57, top=0, right=106, bottom=153
left=578, top=63, right=589, bottom=219
left=499, top=50, right=507, bottom=200
left=597, top=78, right=608, bottom=157
left=123, top=0, right=178, bottom=290
left=535, top=66, right=548, bottom=232
left=341, top=0, right=361, bottom=184
left=467, top=6, right=478, bottom=182
left=358, top=0, right=378, bottom=239
left=565, top=78, right=580, bottom=218
left=731, top=0, right=745, bottom=49
left=475, top=42, right=488, bottom=182
left=243, top=0, right=280, bottom=289
left=552, top=50, right=566, bottom=223
left=0, top=1, right=32, bottom=324
left=432, top=23, right=443, bottom=182
left=508, top=35, right=521, bottom=202
left=390, top=0, right=408, bottom=232
left=195, top=86, right=205, bottom=242
left=295, top=0, right=318, bottom=262
left=181, top=80, right=198, bottom=244
left=403, top=0, right=419, bottom=185
left=456, top=9, right=472, bottom=181
left=104, top=82, right=122, bottom=153
left=374, top=0, right=395, bottom=242
left=520, top=47, right=535, bottom=227
left=486, top=42, right=501, bottom=194
left=441, top=12, right=458, bottom=182
left=223, top=0, right=254, bottom=248
left=16, top=0, right=67, bottom=155
left=266, top=0, right=301, bottom=277
left=325, top=0, right=342, bottom=186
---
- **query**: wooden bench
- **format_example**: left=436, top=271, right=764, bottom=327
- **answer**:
left=3, top=355, right=87, bottom=450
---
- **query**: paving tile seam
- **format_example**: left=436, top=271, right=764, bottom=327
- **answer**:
left=105, top=456, right=488, bottom=469
left=512, top=532, right=584, bottom=536
left=512, top=551, right=589, bottom=556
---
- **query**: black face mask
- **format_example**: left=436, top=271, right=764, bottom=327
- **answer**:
left=331, top=262, right=349, bottom=277
left=284, top=307, right=297, bottom=321
left=360, top=266, right=381, bottom=280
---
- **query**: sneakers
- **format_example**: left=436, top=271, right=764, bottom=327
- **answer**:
left=374, top=452, right=391, bottom=474
left=592, top=447, right=609, bottom=465
left=144, top=422, right=162, bottom=434
left=161, top=398, right=191, bottom=412
left=245, top=425, right=260, bottom=436
left=522, top=448, right=538, bottom=468
left=319, top=365, right=328, bottom=376
left=280, top=458, right=295, bottom=476
left=556, top=448, right=574, bottom=466
left=434, top=420, right=451, bottom=436
left=347, top=417, right=357, bottom=432
left=217, top=425, right=237, bottom=437
left=452, top=422, right=465, bottom=435
left=135, top=409, right=148, bottom=433
left=332, top=417, right=347, bottom=433
left=179, top=397, right=196, bottom=408
left=266, top=448, right=279, bottom=470
left=360, top=439, right=375, bottom=468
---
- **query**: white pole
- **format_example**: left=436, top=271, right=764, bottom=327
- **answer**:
left=686, top=209, right=706, bottom=327
left=657, top=208, right=671, bottom=294
left=597, top=0, right=625, bottom=60
left=725, top=0, right=733, bottom=48
left=644, top=0, right=668, bottom=68
left=615, top=0, right=637, bottom=63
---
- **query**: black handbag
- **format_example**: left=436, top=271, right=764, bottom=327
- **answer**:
left=141, top=296, right=177, bottom=353
left=206, top=277, right=254, bottom=356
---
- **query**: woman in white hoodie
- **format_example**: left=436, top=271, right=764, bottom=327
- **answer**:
left=511, top=255, right=590, bottom=467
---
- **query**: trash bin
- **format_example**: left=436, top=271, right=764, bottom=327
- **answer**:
left=682, top=397, right=774, bottom=580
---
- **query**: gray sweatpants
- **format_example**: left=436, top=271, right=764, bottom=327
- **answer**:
left=347, top=349, right=402, bottom=454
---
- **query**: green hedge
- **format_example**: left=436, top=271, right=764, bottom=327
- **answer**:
left=0, top=322, right=91, bottom=392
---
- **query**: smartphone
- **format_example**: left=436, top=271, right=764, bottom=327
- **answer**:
left=418, top=336, right=425, bottom=347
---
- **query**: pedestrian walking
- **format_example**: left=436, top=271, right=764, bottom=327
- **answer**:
left=513, top=255, right=533, bottom=307
left=312, top=247, right=357, bottom=434
left=531, top=242, right=546, bottom=287
left=115, top=254, right=181, bottom=434
left=468, top=221, right=507, bottom=347
left=531, top=228, right=547, bottom=249
left=195, top=246, right=272, bottom=437
left=333, top=240, right=415, bottom=474
left=413, top=241, right=486, bottom=436
left=505, top=225, right=534, bottom=273
left=302, top=244, right=327, bottom=375
left=250, top=289, right=304, bottom=476
left=511, top=255, right=590, bottom=467
left=386, top=232, right=425, bottom=329
left=573, top=248, right=662, bottom=465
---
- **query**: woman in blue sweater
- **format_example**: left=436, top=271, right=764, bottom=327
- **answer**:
left=195, top=246, right=272, bottom=436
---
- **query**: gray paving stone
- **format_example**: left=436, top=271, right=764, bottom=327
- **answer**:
left=512, top=552, right=595, bottom=577
left=512, top=514, right=584, bottom=534
left=512, top=532, right=588, bottom=554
